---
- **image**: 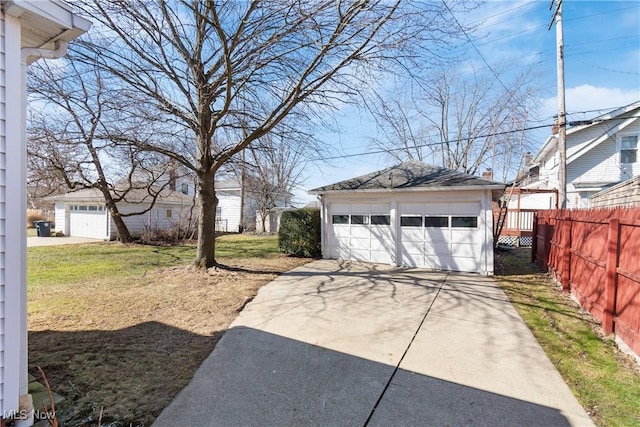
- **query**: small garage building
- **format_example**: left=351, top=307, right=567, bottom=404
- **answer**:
left=52, top=187, right=196, bottom=240
left=309, top=161, right=505, bottom=275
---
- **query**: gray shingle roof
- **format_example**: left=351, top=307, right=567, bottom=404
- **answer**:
left=51, top=187, right=194, bottom=205
left=309, top=160, right=505, bottom=193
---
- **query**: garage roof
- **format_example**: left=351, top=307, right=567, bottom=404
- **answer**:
left=309, top=160, right=506, bottom=196
left=49, top=187, right=194, bottom=205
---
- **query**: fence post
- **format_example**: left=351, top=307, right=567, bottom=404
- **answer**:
left=561, top=211, right=571, bottom=292
left=603, top=218, right=619, bottom=335
left=531, top=212, right=538, bottom=263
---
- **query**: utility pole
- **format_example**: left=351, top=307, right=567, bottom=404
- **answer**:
left=549, top=0, right=567, bottom=208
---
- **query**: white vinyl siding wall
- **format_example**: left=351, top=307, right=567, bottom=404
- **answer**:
left=217, top=191, right=241, bottom=233
left=0, top=10, right=6, bottom=415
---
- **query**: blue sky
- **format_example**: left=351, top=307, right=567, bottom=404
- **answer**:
left=295, top=0, right=640, bottom=204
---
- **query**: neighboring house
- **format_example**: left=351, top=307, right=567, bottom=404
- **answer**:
left=255, top=206, right=296, bottom=234
left=309, top=160, right=505, bottom=275
left=52, top=188, right=196, bottom=240
left=524, top=101, right=640, bottom=208
left=0, top=1, right=89, bottom=424
left=589, top=175, right=640, bottom=208
left=215, top=178, right=292, bottom=232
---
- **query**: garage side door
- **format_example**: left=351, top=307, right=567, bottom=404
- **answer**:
left=328, top=203, right=392, bottom=264
left=399, top=202, right=482, bottom=273
left=69, top=205, right=107, bottom=239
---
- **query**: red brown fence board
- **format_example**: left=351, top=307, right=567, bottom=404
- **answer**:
left=533, top=207, right=640, bottom=356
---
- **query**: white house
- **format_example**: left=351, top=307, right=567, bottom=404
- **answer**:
left=215, top=178, right=292, bottom=232
left=309, top=161, right=505, bottom=275
left=52, top=187, right=196, bottom=240
left=0, top=1, right=89, bottom=424
left=523, top=101, right=640, bottom=208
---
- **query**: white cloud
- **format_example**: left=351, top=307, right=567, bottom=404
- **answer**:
left=541, top=85, right=640, bottom=121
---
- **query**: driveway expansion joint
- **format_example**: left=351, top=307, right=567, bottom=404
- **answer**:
left=362, top=272, right=449, bottom=426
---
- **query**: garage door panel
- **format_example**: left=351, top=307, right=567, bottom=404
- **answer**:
left=350, top=238, right=371, bottom=250
left=449, top=257, right=480, bottom=273
left=400, top=228, right=423, bottom=242
left=351, top=249, right=371, bottom=262
left=450, top=243, right=480, bottom=257
left=331, top=226, right=351, bottom=238
left=424, top=242, right=450, bottom=255
left=451, top=229, right=481, bottom=243
left=425, top=254, right=451, bottom=270
left=425, top=228, right=449, bottom=243
left=70, top=210, right=106, bottom=239
left=351, top=227, right=373, bottom=238
left=400, top=251, right=423, bottom=267
left=370, top=250, right=392, bottom=264
left=369, top=226, right=391, bottom=239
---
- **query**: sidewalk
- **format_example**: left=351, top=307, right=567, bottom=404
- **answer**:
left=27, top=236, right=103, bottom=247
left=153, top=260, right=593, bottom=426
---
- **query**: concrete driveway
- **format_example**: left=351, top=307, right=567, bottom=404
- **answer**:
left=154, top=260, right=593, bottom=427
left=27, top=236, right=103, bottom=247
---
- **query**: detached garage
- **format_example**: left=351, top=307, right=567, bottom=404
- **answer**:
left=51, top=187, right=196, bottom=240
left=309, top=161, right=505, bottom=275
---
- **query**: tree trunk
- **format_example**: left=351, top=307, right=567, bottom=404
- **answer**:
left=104, top=199, right=132, bottom=243
left=195, top=169, right=217, bottom=269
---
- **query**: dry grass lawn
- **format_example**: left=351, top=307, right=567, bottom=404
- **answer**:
left=27, top=235, right=310, bottom=426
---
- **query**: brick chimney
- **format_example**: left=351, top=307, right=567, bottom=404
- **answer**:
left=551, top=117, right=559, bottom=135
left=525, top=152, right=532, bottom=167
left=482, top=168, right=493, bottom=180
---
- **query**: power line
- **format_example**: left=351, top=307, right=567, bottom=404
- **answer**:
left=307, top=113, right=640, bottom=162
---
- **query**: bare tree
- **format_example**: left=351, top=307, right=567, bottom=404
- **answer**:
left=27, top=57, right=174, bottom=243
left=242, top=136, right=304, bottom=233
left=71, top=0, right=469, bottom=268
left=369, top=66, right=539, bottom=180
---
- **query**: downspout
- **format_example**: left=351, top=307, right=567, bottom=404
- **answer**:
left=15, top=39, right=68, bottom=427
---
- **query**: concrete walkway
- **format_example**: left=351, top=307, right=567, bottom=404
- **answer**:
left=27, top=236, right=103, bottom=247
left=154, top=260, right=593, bottom=427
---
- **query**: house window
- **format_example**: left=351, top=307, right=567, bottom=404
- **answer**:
left=181, top=183, right=189, bottom=194
left=350, top=215, right=368, bottom=225
left=621, top=135, right=638, bottom=164
left=166, top=209, right=173, bottom=218
left=332, top=215, right=349, bottom=224
left=400, top=216, right=422, bottom=227
left=424, top=216, right=448, bottom=228
left=370, top=215, right=390, bottom=225
left=452, top=216, right=478, bottom=228
left=216, top=206, right=222, bottom=219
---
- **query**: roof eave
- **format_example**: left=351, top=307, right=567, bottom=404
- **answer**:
left=309, top=184, right=506, bottom=195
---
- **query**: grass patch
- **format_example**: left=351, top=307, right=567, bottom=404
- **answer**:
left=28, top=234, right=309, bottom=426
left=495, top=248, right=640, bottom=427
left=27, top=227, right=37, bottom=237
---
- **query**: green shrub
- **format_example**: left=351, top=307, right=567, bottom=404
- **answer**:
left=278, top=208, right=321, bottom=258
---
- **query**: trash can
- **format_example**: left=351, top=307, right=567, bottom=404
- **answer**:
left=34, top=221, right=51, bottom=237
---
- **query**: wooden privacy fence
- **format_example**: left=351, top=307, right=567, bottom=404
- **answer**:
left=533, top=208, right=640, bottom=356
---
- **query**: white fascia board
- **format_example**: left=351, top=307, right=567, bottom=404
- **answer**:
left=533, top=134, right=557, bottom=164
left=2, top=0, right=91, bottom=35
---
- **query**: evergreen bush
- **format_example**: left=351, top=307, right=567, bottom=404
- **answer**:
left=278, top=208, right=321, bottom=258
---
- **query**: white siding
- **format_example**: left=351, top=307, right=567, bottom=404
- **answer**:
left=54, top=201, right=66, bottom=234
left=217, top=192, right=241, bottom=233
left=0, top=10, right=6, bottom=415
left=112, top=202, right=197, bottom=239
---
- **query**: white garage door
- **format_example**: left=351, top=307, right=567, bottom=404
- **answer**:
left=329, top=203, right=392, bottom=264
left=69, top=205, right=107, bottom=239
left=399, top=202, right=482, bottom=273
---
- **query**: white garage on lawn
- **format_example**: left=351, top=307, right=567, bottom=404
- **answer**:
left=309, top=161, right=505, bottom=275
left=52, top=187, right=196, bottom=240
